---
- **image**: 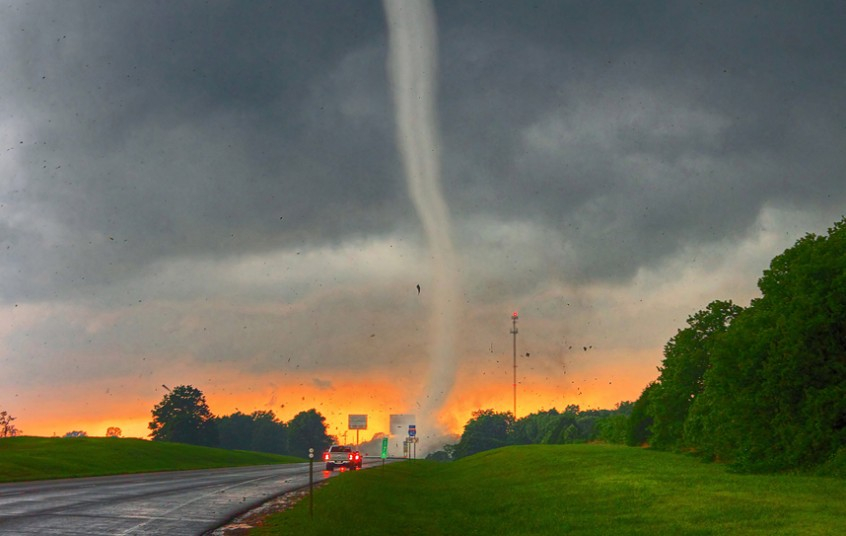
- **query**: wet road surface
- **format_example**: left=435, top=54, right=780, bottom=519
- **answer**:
left=0, top=461, right=373, bottom=535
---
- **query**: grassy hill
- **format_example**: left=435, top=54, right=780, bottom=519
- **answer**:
left=254, top=444, right=846, bottom=535
left=0, top=436, right=303, bottom=482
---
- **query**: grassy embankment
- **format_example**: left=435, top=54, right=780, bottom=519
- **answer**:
left=254, top=444, right=846, bottom=535
left=0, top=436, right=303, bottom=482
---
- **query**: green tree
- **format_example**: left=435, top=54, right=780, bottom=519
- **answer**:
left=217, top=410, right=288, bottom=454
left=685, top=305, right=772, bottom=464
left=596, top=414, right=629, bottom=444
left=453, top=409, right=513, bottom=459
left=250, top=410, right=288, bottom=454
left=510, top=409, right=564, bottom=445
left=425, top=450, right=451, bottom=462
left=216, top=411, right=254, bottom=451
left=627, top=382, right=657, bottom=446
left=686, top=218, right=846, bottom=470
left=287, top=409, right=333, bottom=457
left=595, top=402, right=634, bottom=445
left=148, top=385, right=218, bottom=446
left=649, top=300, right=742, bottom=450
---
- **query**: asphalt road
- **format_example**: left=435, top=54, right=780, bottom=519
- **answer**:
left=0, top=460, right=384, bottom=535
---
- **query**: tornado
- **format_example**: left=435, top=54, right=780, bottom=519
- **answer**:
left=383, top=0, right=460, bottom=431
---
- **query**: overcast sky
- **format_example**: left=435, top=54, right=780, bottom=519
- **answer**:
left=2, top=1, right=844, bottom=442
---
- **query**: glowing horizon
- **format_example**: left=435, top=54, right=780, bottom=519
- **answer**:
left=16, top=350, right=658, bottom=442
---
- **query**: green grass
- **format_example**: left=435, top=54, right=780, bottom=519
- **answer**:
left=0, top=436, right=303, bottom=482
left=254, top=444, right=846, bottom=536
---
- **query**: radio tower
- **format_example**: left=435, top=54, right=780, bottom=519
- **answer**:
left=511, top=311, right=518, bottom=418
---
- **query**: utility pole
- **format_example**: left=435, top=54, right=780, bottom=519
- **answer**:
left=511, top=311, right=518, bottom=418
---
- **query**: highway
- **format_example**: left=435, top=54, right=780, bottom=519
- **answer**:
left=0, top=460, right=385, bottom=535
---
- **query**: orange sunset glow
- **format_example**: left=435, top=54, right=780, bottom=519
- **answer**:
left=18, top=347, right=660, bottom=446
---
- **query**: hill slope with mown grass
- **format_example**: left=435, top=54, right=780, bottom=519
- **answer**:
left=0, top=436, right=304, bottom=483
left=254, top=444, right=846, bottom=535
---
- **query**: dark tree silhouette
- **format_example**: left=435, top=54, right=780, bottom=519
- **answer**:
left=148, top=385, right=217, bottom=446
left=287, top=409, right=333, bottom=457
left=0, top=410, right=21, bottom=437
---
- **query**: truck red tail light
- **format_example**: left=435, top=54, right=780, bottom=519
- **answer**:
left=323, top=453, right=329, bottom=461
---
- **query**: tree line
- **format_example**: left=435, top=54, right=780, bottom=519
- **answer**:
left=436, top=218, right=846, bottom=474
left=431, top=403, right=633, bottom=461
left=626, top=218, right=846, bottom=472
left=148, top=385, right=334, bottom=457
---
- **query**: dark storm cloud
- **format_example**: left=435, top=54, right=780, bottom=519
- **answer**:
left=433, top=0, right=846, bottom=281
left=2, top=0, right=845, bottom=301
left=2, top=2, right=418, bottom=297
left=1, top=0, right=405, bottom=301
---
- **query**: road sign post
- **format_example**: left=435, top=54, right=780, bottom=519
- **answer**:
left=408, top=425, right=417, bottom=460
left=308, top=448, right=314, bottom=519
left=380, top=437, right=388, bottom=469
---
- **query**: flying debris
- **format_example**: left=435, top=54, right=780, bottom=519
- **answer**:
left=416, top=284, right=421, bottom=295
left=162, top=384, right=170, bottom=391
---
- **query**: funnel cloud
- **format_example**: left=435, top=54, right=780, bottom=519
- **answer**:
left=383, top=0, right=461, bottom=431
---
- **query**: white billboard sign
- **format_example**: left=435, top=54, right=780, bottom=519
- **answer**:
left=348, top=414, right=368, bottom=430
